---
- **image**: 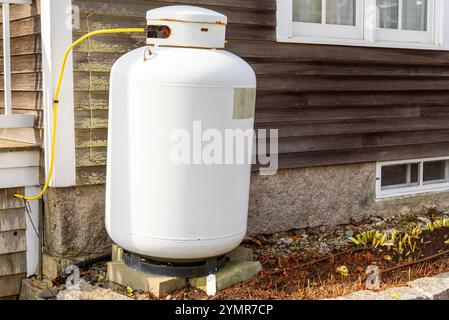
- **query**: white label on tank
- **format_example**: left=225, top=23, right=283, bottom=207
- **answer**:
left=206, top=273, right=217, bottom=296
left=233, top=88, right=256, bottom=120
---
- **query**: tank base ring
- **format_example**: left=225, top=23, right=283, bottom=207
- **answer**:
left=123, top=251, right=228, bottom=278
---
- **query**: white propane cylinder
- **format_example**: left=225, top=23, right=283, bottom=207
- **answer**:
left=105, top=6, right=257, bottom=260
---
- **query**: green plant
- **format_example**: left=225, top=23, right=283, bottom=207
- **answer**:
left=348, top=231, right=375, bottom=246
left=426, top=218, right=449, bottom=231
left=349, top=227, right=421, bottom=256
left=349, top=230, right=396, bottom=249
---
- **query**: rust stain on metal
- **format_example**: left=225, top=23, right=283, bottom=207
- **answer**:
left=143, top=47, right=153, bottom=62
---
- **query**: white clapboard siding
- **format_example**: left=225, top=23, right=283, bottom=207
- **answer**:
left=0, top=167, right=39, bottom=188
left=0, top=150, right=39, bottom=188
left=0, top=150, right=39, bottom=168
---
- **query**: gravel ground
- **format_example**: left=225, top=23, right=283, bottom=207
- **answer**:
left=248, top=208, right=448, bottom=260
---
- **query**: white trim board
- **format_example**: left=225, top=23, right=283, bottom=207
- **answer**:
left=0, top=115, right=34, bottom=129
left=25, top=186, right=40, bottom=277
left=41, top=0, right=76, bottom=187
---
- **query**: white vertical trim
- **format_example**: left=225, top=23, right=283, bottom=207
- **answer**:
left=25, top=186, right=40, bottom=277
left=276, top=0, right=292, bottom=40
left=321, top=0, right=326, bottom=24
left=418, top=161, right=424, bottom=188
left=437, top=0, right=449, bottom=48
left=41, top=0, right=76, bottom=187
left=2, top=2, right=12, bottom=116
left=398, top=0, right=403, bottom=30
left=364, top=0, right=376, bottom=43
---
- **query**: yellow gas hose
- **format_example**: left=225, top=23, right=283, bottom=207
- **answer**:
left=14, top=28, right=145, bottom=201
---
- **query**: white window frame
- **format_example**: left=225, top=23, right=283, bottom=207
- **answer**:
left=376, top=156, right=449, bottom=199
left=277, top=0, right=449, bottom=50
left=293, top=0, right=364, bottom=40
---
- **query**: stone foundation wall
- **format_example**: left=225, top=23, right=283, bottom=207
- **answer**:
left=248, top=163, right=449, bottom=234
left=44, top=186, right=110, bottom=260
left=248, top=163, right=376, bottom=234
left=45, top=163, right=449, bottom=259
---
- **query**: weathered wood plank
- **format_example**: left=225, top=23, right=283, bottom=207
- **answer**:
left=75, top=129, right=107, bottom=147
left=0, top=252, right=26, bottom=277
left=74, top=91, right=109, bottom=110
left=276, top=142, right=449, bottom=170
left=268, top=91, right=444, bottom=110
left=76, top=165, right=106, bottom=185
left=256, top=75, right=449, bottom=92
left=248, top=59, right=449, bottom=77
left=75, top=109, right=108, bottom=129
left=73, top=52, right=121, bottom=73
left=73, top=71, right=109, bottom=91
left=277, top=130, right=449, bottom=154
left=0, top=273, right=26, bottom=298
left=226, top=40, right=449, bottom=66
left=0, top=208, right=26, bottom=233
left=0, top=91, right=43, bottom=110
left=0, top=16, right=41, bottom=40
left=255, top=105, right=422, bottom=123
left=306, top=91, right=449, bottom=107
left=0, top=34, right=41, bottom=57
left=0, top=230, right=26, bottom=255
left=72, top=32, right=145, bottom=54
left=0, top=1, right=41, bottom=21
left=256, top=91, right=308, bottom=109
left=74, top=0, right=276, bottom=11
left=0, top=72, right=42, bottom=91
left=75, top=0, right=276, bottom=25
left=0, top=188, right=24, bottom=211
left=76, top=147, right=107, bottom=167
left=256, top=117, right=449, bottom=138
left=0, top=54, right=42, bottom=74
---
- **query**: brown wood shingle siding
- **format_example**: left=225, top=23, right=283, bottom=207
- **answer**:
left=0, top=188, right=27, bottom=298
left=72, top=0, right=449, bottom=185
left=0, top=0, right=43, bottom=130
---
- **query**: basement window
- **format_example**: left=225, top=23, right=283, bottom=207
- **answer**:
left=376, top=157, right=449, bottom=199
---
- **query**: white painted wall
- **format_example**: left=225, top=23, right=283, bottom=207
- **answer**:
left=41, top=0, right=76, bottom=187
